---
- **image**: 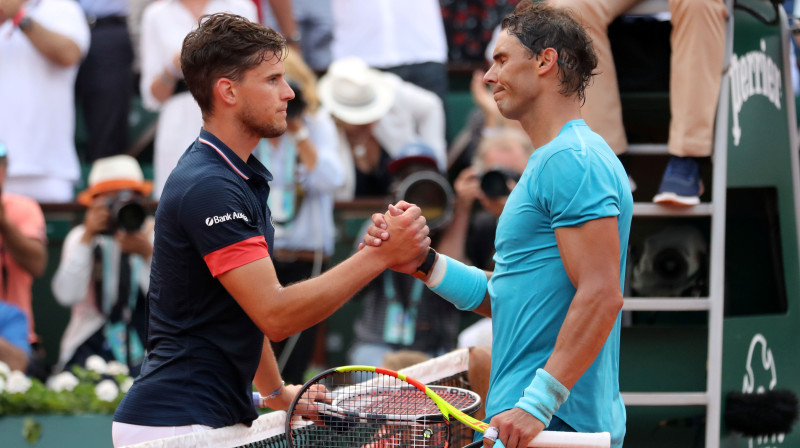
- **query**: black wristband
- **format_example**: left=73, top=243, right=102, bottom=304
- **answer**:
left=416, top=248, right=437, bottom=276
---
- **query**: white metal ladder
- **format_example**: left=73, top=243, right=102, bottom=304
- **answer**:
left=618, top=1, right=735, bottom=447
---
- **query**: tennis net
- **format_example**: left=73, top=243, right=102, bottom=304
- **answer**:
left=122, top=348, right=611, bottom=448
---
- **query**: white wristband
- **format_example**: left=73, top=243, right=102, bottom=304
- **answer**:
left=425, top=254, right=447, bottom=287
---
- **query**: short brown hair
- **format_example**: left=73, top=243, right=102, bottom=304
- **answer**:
left=501, top=1, right=597, bottom=102
left=181, top=13, right=287, bottom=119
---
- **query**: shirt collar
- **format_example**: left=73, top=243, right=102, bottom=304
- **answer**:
left=197, top=129, right=273, bottom=183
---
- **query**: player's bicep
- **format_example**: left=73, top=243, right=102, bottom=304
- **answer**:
left=217, top=257, right=281, bottom=336
left=554, top=217, right=621, bottom=290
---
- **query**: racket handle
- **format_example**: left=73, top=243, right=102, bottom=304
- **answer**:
left=462, top=432, right=610, bottom=448
left=461, top=439, right=505, bottom=448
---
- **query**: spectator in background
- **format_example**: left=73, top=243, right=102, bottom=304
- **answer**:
left=331, top=0, right=449, bottom=103
left=258, top=0, right=332, bottom=71
left=0, top=142, right=48, bottom=352
left=75, top=0, right=134, bottom=162
left=0, top=302, right=30, bottom=373
left=550, top=0, right=727, bottom=206
left=251, top=51, right=343, bottom=385
left=140, top=0, right=257, bottom=199
left=0, top=0, right=90, bottom=203
left=349, top=144, right=460, bottom=366
left=52, top=155, right=154, bottom=375
left=318, top=57, right=446, bottom=200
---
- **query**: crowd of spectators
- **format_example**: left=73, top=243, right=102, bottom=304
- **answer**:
left=0, top=0, right=741, bottom=391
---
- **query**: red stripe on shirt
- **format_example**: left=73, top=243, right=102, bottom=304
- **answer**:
left=204, top=236, right=269, bottom=277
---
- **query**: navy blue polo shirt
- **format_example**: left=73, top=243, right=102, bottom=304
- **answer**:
left=114, top=129, right=274, bottom=428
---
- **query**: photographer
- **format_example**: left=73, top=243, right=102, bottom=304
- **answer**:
left=52, top=155, right=153, bottom=375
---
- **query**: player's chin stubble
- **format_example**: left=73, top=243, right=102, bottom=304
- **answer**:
left=239, top=109, right=287, bottom=139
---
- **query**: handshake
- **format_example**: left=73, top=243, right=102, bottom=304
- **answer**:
left=358, top=201, right=434, bottom=276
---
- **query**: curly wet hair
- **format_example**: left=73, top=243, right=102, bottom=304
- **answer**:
left=501, top=1, right=598, bottom=102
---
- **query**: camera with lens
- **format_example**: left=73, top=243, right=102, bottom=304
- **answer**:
left=105, top=191, right=147, bottom=233
left=480, top=168, right=522, bottom=198
left=394, top=171, right=454, bottom=231
left=631, top=225, right=708, bottom=297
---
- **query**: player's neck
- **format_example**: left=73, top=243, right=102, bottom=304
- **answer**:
left=518, top=96, right=582, bottom=149
left=203, top=118, right=259, bottom=163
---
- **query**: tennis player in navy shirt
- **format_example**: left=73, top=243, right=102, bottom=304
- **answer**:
left=112, top=14, right=431, bottom=446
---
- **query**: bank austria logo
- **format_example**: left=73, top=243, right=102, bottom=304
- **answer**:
left=205, top=211, right=250, bottom=227
left=730, top=39, right=783, bottom=147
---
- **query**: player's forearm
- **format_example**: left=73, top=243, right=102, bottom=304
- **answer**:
left=253, top=336, right=291, bottom=410
left=262, top=248, right=389, bottom=340
left=420, top=254, right=493, bottom=317
left=22, top=20, right=82, bottom=67
left=543, top=283, right=622, bottom=389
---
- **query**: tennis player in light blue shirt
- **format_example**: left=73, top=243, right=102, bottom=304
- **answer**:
left=364, top=3, right=632, bottom=447
left=486, top=117, right=631, bottom=446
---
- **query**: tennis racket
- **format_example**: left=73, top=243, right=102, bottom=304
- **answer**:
left=285, top=365, right=611, bottom=448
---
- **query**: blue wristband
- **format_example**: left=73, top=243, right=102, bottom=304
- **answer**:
left=515, top=369, right=570, bottom=427
left=428, top=254, right=488, bottom=311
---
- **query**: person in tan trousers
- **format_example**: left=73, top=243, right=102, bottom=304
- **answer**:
left=549, top=0, right=728, bottom=206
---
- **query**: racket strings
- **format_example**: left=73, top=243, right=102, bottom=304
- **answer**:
left=288, top=370, right=452, bottom=447
left=340, top=389, right=441, bottom=416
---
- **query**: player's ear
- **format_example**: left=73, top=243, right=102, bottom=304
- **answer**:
left=537, top=48, right=559, bottom=74
left=215, top=78, right=237, bottom=107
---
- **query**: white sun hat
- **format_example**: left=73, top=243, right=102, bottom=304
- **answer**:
left=318, top=57, right=396, bottom=125
left=77, top=155, right=152, bottom=206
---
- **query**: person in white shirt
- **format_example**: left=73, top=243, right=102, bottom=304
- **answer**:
left=0, top=0, right=90, bottom=203
left=318, top=57, right=447, bottom=201
left=52, top=155, right=154, bottom=375
left=331, top=0, right=449, bottom=102
left=139, top=0, right=258, bottom=199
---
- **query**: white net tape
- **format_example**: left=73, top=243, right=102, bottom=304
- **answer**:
left=123, top=410, right=286, bottom=448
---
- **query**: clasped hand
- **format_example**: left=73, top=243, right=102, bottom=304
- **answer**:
left=359, top=201, right=430, bottom=274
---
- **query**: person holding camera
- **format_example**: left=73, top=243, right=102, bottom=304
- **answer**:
left=52, top=155, right=153, bottom=375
